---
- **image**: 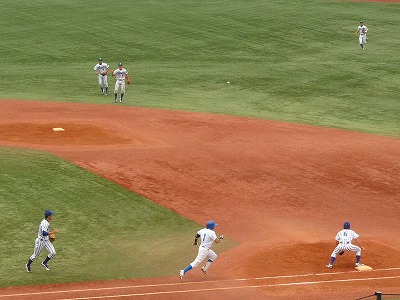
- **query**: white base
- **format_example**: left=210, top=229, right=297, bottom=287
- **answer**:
left=355, top=264, right=373, bottom=271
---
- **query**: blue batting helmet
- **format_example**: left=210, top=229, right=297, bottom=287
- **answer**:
left=44, top=210, right=54, bottom=218
left=343, top=222, right=350, bottom=229
left=206, top=220, right=217, bottom=230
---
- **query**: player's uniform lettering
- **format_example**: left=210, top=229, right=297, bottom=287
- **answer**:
left=357, top=22, right=368, bottom=50
left=326, top=222, right=364, bottom=269
left=26, top=210, right=58, bottom=273
left=179, top=220, right=223, bottom=280
left=30, top=219, right=56, bottom=261
left=94, top=60, right=110, bottom=94
left=112, top=64, right=130, bottom=103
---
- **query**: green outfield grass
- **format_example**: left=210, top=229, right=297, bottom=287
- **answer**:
left=0, top=0, right=398, bottom=289
left=0, top=148, right=235, bottom=287
left=0, top=0, right=399, bottom=136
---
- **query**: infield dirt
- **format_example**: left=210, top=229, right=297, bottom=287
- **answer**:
left=0, top=99, right=399, bottom=299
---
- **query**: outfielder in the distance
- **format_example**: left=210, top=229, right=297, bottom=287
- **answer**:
left=326, top=222, right=365, bottom=269
left=93, top=58, right=110, bottom=95
left=179, top=220, right=224, bottom=281
left=112, top=62, right=131, bottom=103
left=356, top=21, right=369, bottom=50
left=26, top=210, right=59, bottom=272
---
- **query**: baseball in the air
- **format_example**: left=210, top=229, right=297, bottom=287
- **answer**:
left=227, top=81, right=230, bottom=84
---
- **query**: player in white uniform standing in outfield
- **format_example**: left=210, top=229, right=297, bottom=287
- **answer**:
left=93, top=58, right=110, bottom=95
left=26, top=210, right=59, bottom=272
left=326, top=222, right=365, bottom=269
left=180, top=220, right=224, bottom=281
left=112, top=62, right=131, bottom=103
left=356, top=21, right=368, bottom=50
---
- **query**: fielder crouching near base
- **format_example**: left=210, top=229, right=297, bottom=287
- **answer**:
left=179, top=220, right=224, bottom=281
left=326, top=221, right=365, bottom=269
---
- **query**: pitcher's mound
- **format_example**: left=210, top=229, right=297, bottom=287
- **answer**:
left=0, top=123, right=131, bottom=146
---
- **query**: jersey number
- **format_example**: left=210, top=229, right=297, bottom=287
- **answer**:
left=203, top=234, right=206, bottom=241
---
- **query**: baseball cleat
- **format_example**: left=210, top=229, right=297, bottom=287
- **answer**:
left=179, top=270, right=184, bottom=281
left=355, top=263, right=363, bottom=267
left=201, top=267, right=208, bottom=275
left=26, top=264, right=31, bottom=273
left=326, top=264, right=333, bottom=269
left=41, top=262, right=50, bottom=271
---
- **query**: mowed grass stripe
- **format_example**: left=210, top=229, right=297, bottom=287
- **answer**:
left=0, top=0, right=398, bottom=136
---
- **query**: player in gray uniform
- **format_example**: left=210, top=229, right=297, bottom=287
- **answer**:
left=112, top=62, right=131, bottom=103
left=356, top=21, right=369, bottom=50
left=326, top=222, right=365, bottom=269
left=94, top=58, right=110, bottom=95
left=26, top=210, right=59, bottom=272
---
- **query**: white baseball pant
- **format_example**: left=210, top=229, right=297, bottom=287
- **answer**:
left=331, top=242, right=361, bottom=258
left=190, top=245, right=217, bottom=268
left=98, top=75, right=108, bottom=87
left=114, top=80, right=125, bottom=94
left=30, top=238, right=56, bottom=261
left=359, top=34, right=367, bottom=46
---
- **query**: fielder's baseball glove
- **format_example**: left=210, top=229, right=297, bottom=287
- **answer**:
left=127, top=80, right=131, bottom=85
left=49, top=233, right=56, bottom=242
left=338, top=251, right=344, bottom=256
left=101, top=72, right=107, bottom=76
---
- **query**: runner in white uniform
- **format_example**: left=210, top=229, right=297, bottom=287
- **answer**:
left=326, top=222, right=365, bottom=269
left=179, top=220, right=224, bottom=281
left=356, top=21, right=368, bottom=50
left=112, top=62, right=131, bottom=103
left=93, top=58, right=110, bottom=95
left=26, top=210, right=59, bottom=272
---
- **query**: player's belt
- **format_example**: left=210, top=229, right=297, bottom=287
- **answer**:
left=201, top=245, right=210, bottom=250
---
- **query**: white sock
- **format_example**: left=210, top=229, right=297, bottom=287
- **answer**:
left=203, top=261, right=212, bottom=271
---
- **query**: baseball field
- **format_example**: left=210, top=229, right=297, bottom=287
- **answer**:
left=0, top=0, right=399, bottom=299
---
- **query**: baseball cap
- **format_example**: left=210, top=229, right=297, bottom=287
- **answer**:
left=98, top=57, right=103, bottom=61
left=206, top=220, right=218, bottom=229
left=118, top=62, right=123, bottom=66
left=360, top=21, right=363, bottom=23
left=44, top=210, right=54, bottom=218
